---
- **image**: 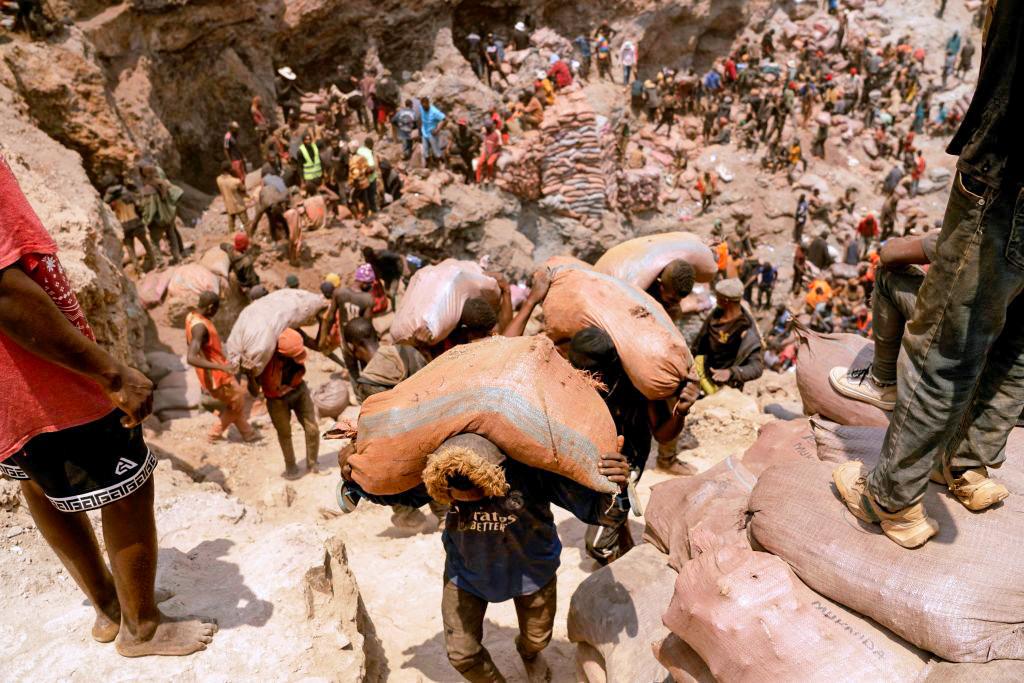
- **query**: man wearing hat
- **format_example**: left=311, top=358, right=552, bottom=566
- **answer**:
left=275, top=66, right=300, bottom=123
left=692, top=278, right=764, bottom=392
left=186, top=291, right=256, bottom=444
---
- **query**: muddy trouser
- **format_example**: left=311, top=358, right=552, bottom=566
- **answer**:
left=123, top=221, right=157, bottom=269
left=266, top=382, right=319, bottom=470
left=867, top=172, right=1024, bottom=509
left=870, top=267, right=924, bottom=385
left=208, top=379, right=254, bottom=440
left=227, top=208, right=250, bottom=234
left=442, top=575, right=556, bottom=683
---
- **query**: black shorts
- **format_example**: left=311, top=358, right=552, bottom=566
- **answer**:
left=0, top=410, right=155, bottom=513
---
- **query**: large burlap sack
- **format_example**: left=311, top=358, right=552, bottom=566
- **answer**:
left=739, top=418, right=816, bottom=476
left=390, top=259, right=500, bottom=346
left=543, top=260, right=692, bottom=400
left=810, top=417, right=1024, bottom=503
left=663, top=531, right=930, bottom=682
left=594, top=232, right=718, bottom=288
left=225, top=289, right=324, bottom=373
left=166, top=264, right=222, bottom=327
left=311, top=379, right=350, bottom=420
left=795, top=326, right=889, bottom=427
left=352, top=335, right=619, bottom=495
left=651, top=634, right=714, bottom=683
left=138, top=268, right=173, bottom=308
left=749, top=460, right=1024, bottom=662
left=642, top=456, right=755, bottom=570
left=567, top=543, right=675, bottom=683
left=921, top=659, right=1024, bottom=682
left=199, top=246, right=230, bottom=279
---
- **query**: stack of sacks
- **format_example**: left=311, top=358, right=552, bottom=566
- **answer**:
left=538, top=90, right=609, bottom=221
left=350, top=335, right=620, bottom=495
left=616, top=165, right=662, bottom=213
left=496, top=131, right=543, bottom=200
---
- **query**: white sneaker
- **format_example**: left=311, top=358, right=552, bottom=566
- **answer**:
left=828, top=366, right=896, bottom=411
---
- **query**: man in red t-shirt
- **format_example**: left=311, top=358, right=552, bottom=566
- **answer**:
left=856, top=212, right=879, bottom=259
left=0, top=155, right=215, bottom=656
left=248, top=329, right=320, bottom=479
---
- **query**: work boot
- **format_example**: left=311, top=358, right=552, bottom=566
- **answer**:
left=829, top=366, right=896, bottom=411
left=832, top=462, right=939, bottom=549
left=929, top=464, right=1009, bottom=511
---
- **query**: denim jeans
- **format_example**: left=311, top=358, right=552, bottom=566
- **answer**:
left=868, top=172, right=1024, bottom=509
left=623, top=64, right=632, bottom=83
left=869, top=267, right=925, bottom=384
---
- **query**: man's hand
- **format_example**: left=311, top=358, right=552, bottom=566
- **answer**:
left=674, top=373, right=700, bottom=416
left=104, top=364, right=154, bottom=428
left=711, top=368, right=732, bottom=385
left=598, top=435, right=629, bottom=488
left=527, top=268, right=551, bottom=303
left=337, top=443, right=355, bottom=481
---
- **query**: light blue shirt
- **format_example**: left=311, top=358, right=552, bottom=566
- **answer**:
left=421, top=105, right=446, bottom=140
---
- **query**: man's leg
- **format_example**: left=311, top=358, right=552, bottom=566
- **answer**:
left=945, top=294, right=1024, bottom=473
left=441, top=577, right=506, bottom=683
left=292, top=384, right=320, bottom=471
left=871, top=268, right=923, bottom=384
left=512, top=578, right=557, bottom=682
left=102, top=477, right=216, bottom=656
left=19, top=479, right=121, bottom=642
left=866, top=175, right=1024, bottom=511
left=267, top=396, right=299, bottom=476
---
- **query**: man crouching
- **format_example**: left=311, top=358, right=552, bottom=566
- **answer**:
left=339, top=434, right=628, bottom=682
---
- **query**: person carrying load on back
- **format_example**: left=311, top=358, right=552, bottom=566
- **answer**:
left=692, top=278, right=764, bottom=394
left=317, top=264, right=390, bottom=385
left=338, top=432, right=631, bottom=683
left=341, top=317, right=447, bottom=530
left=247, top=329, right=319, bottom=480
left=186, top=291, right=257, bottom=444
left=833, top=0, right=1018, bottom=549
left=568, top=327, right=698, bottom=563
left=646, top=260, right=697, bottom=312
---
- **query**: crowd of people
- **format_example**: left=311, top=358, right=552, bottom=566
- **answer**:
left=2, top=1, right=1020, bottom=681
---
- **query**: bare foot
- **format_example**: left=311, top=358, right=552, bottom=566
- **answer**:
left=92, top=600, right=121, bottom=643
left=115, top=613, right=217, bottom=657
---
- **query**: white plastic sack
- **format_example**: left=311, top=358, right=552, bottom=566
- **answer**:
left=390, top=259, right=500, bottom=346
left=226, top=289, right=324, bottom=372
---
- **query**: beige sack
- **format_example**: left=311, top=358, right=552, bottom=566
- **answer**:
left=795, top=326, right=889, bottom=427
left=390, top=259, right=500, bottom=346
left=663, top=531, right=930, bottom=681
left=351, top=335, right=619, bottom=495
left=642, top=456, right=754, bottom=571
left=543, top=260, right=692, bottom=400
left=594, top=232, right=718, bottom=289
left=749, top=460, right=1024, bottom=662
left=567, top=544, right=675, bottom=683
left=739, top=418, right=817, bottom=476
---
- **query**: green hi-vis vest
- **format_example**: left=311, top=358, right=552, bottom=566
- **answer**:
left=299, top=143, right=322, bottom=180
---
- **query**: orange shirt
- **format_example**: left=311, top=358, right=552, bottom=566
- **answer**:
left=715, top=242, right=729, bottom=271
left=805, top=279, right=833, bottom=308
left=185, top=311, right=232, bottom=391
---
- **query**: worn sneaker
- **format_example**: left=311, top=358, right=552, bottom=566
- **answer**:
left=832, top=461, right=939, bottom=549
left=929, top=464, right=1009, bottom=511
left=829, top=366, right=897, bottom=411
